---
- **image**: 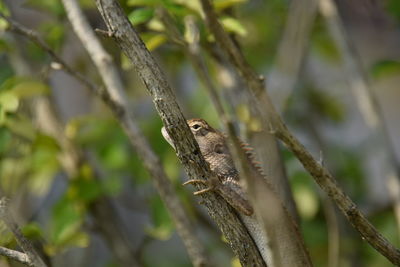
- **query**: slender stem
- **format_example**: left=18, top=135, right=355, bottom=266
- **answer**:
left=0, top=198, right=47, bottom=267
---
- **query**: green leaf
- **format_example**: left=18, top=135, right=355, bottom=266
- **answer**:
left=51, top=197, right=84, bottom=246
left=25, top=0, right=65, bottom=16
left=69, top=177, right=103, bottom=203
left=40, top=23, right=65, bottom=51
left=386, top=0, right=400, bottom=21
left=0, top=92, right=19, bottom=112
left=143, top=33, right=167, bottom=51
left=22, top=222, right=43, bottom=240
left=102, top=142, right=129, bottom=169
left=0, top=127, right=11, bottom=154
left=220, top=17, right=247, bottom=36
left=128, top=8, right=154, bottom=26
left=371, top=60, right=400, bottom=79
left=11, top=80, right=49, bottom=98
left=214, top=0, right=247, bottom=11
left=4, top=115, right=37, bottom=140
left=127, top=0, right=162, bottom=6
left=146, top=195, right=174, bottom=240
left=293, top=185, right=319, bottom=220
left=0, top=2, right=9, bottom=30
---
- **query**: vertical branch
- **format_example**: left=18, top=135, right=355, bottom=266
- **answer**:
left=0, top=198, right=47, bottom=267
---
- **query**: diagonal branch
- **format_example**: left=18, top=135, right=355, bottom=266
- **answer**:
left=59, top=1, right=211, bottom=266
left=93, top=0, right=266, bottom=266
left=198, top=0, right=400, bottom=264
left=0, top=246, right=31, bottom=266
left=0, top=198, right=47, bottom=267
left=157, top=10, right=312, bottom=266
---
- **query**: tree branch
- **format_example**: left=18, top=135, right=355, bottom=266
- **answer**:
left=60, top=1, right=211, bottom=266
left=157, top=10, right=312, bottom=266
left=93, top=0, right=266, bottom=266
left=198, top=0, right=400, bottom=264
left=0, top=198, right=47, bottom=267
left=0, top=246, right=32, bottom=266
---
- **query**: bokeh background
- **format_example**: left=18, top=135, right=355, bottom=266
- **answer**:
left=1, top=0, right=400, bottom=266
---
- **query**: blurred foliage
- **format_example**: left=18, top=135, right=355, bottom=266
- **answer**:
left=0, top=0, right=399, bottom=266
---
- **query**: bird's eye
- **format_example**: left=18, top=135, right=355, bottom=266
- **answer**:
left=192, top=124, right=201, bottom=130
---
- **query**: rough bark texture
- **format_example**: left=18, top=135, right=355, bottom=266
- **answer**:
left=94, top=0, right=265, bottom=266
left=61, top=0, right=210, bottom=265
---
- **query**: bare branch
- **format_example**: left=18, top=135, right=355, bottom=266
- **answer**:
left=198, top=0, right=400, bottom=264
left=0, top=198, right=47, bottom=267
left=319, top=0, right=400, bottom=233
left=60, top=1, right=211, bottom=266
left=94, top=0, right=266, bottom=265
left=0, top=246, right=32, bottom=266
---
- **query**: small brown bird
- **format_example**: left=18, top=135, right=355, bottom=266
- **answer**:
left=162, top=118, right=254, bottom=216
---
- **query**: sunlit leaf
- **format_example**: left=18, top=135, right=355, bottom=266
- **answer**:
left=220, top=17, right=247, bottom=36
left=0, top=92, right=19, bottom=112
left=293, top=185, right=319, bottom=220
left=127, top=0, right=162, bottom=6
left=215, top=0, right=247, bottom=11
left=148, top=18, right=165, bottom=32
left=143, top=33, right=167, bottom=51
left=173, top=0, right=202, bottom=15
left=128, top=8, right=154, bottom=26
left=11, top=80, right=49, bottom=98
left=231, top=257, right=241, bottom=267
left=0, top=2, right=9, bottom=30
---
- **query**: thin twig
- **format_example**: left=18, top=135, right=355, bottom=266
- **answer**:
left=0, top=246, right=31, bottom=266
left=198, top=0, right=400, bottom=264
left=0, top=198, right=47, bottom=267
left=267, top=0, right=318, bottom=112
left=94, top=0, right=266, bottom=265
left=60, top=1, right=211, bottom=266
